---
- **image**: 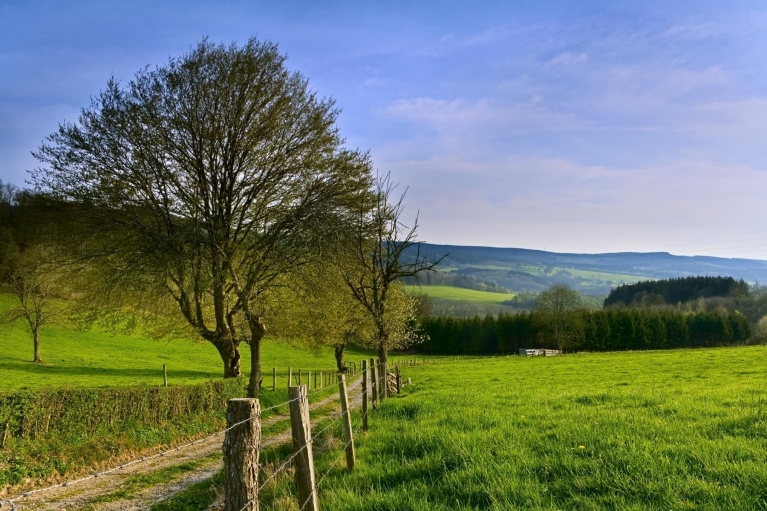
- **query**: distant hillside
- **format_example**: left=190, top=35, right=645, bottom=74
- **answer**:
left=406, top=244, right=767, bottom=296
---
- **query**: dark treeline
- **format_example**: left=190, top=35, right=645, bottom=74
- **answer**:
left=604, top=276, right=748, bottom=308
left=417, top=309, right=752, bottom=355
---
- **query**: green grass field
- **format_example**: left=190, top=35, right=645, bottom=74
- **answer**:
left=255, top=347, right=767, bottom=510
left=406, top=284, right=515, bottom=303
left=0, top=294, right=362, bottom=391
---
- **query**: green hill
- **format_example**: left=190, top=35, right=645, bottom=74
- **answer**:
left=0, top=294, right=362, bottom=391
left=405, top=284, right=514, bottom=303
left=405, top=243, right=767, bottom=296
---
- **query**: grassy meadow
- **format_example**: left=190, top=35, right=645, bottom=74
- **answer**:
left=256, top=347, right=767, bottom=510
left=0, top=294, right=363, bottom=391
left=406, top=284, right=514, bottom=303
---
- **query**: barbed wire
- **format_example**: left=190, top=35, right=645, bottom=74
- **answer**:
left=235, top=398, right=359, bottom=511
left=298, top=407, right=370, bottom=511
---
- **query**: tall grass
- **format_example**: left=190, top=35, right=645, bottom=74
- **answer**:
left=293, top=347, right=767, bottom=510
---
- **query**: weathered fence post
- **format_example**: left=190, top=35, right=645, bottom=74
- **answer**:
left=163, top=364, right=168, bottom=387
left=361, top=360, right=368, bottom=431
left=298, top=369, right=302, bottom=386
left=396, top=364, right=401, bottom=394
left=307, top=371, right=312, bottom=390
left=272, top=367, right=276, bottom=392
left=288, top=367, right=292, bottom=390
left=337, top=374, right=356, bottom=471
left=370, top=357, right=378, bottom=409
left=319, top=371, right=323, bottom=388
left=223, top=398, right=260, bottom=511
left=288, top=386, right=318, bottom=511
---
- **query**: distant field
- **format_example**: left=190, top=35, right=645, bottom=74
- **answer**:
left=406, top=284, right=515, bottom=303
left=268, top=346, right=767, bottom=510
left=0, top=294, right=362, bottom=391
left=561, top=267, right=645, bottom=282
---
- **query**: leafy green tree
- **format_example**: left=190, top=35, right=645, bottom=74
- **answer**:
left=535, top=283, right=583, bottom=352
left=31, top=38, right=372, bottom=396
left=268, top=264, right=374, bottom=373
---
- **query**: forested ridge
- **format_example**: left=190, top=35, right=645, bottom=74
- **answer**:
left=604, top=276, right=749, bottom=307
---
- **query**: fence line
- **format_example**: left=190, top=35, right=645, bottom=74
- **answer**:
left=0, top=373, right=366, bottom=509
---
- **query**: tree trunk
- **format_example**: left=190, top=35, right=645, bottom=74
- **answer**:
left=334, top=342, right=346, bottom=373
left=247, top=316, right=267, bottom=398
left=377, top=327, right=388, bottom=365
left=213, top=340, right=241, bottom=378
left=32, top=328, right=42, bottom=363
left=378, top=344, right=387, bottom=366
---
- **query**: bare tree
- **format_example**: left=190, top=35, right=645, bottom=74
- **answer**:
left=31, top=38, right=372, bottom=397
left=339, top=173, right=444, bottom=365
left=535, top=283, right=582, bottom=351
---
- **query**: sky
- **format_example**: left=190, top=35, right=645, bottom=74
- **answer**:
left=2, top=0, right=767, bottom=259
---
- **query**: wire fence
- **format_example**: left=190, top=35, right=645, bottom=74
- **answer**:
left=0, top=356, right=453, bottom=510
left=298, top=408, right=370, bottom=511
left=238, top=402, right=370, bottom=511
left=0, top=368, right=365, bottom=510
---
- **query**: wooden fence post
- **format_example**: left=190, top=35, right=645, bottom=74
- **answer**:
left=298, top=369, right=302, bottom=386
left=319, top=371, right=323, bottom=388
left=163, top=364, right=168, bottom=387
left=396, top=364, right=401, bottom=394
left=369, top=357, right=378, bottom=409
left=337, top=374, right=356, bottom=470
left=361, top=360, right=368, bottom=431
left=223, top=398, right=260, bottom=511
left=272, top=367, right=276, bottom=392
left=307, top=371, right=312, bottom=390
left=289, top=386, right=318, bottom=511
left=288, top=367, right=292, bottom=390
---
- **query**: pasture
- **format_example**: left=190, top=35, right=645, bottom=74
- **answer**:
left=406, top=284, right=514, bottom=303
left=277, top=347, right=767, bottom=510
left=0, top=294, right=361, bottom=391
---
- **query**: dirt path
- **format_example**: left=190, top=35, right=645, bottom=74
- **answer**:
left=5, top=377, right=365, bottom=511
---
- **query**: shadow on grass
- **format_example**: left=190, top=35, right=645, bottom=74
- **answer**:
left=0, top=361, right=220, bottom=380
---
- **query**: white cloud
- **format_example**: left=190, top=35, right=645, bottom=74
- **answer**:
left=546, top=52, right=588, bottom=67
left=379, top=154, right=767, bottom=256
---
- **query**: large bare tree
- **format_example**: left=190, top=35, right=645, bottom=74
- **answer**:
left=31, top=38, right=372, bottom=397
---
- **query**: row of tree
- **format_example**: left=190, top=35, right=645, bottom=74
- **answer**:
left=417, top=309, right=753, bottom=355
left=2, top=38, right=441, bottom=397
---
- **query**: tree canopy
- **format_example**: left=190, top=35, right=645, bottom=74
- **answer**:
left=31, top=38, right=373, bottom=396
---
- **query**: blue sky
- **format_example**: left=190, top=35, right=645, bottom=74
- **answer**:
left=2, top=1, right=767, bottom=258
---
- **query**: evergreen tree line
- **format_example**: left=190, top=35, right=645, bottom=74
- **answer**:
left=416, top=309, right=752, bottom=355
left=604, top=276, right=749, bottom=308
